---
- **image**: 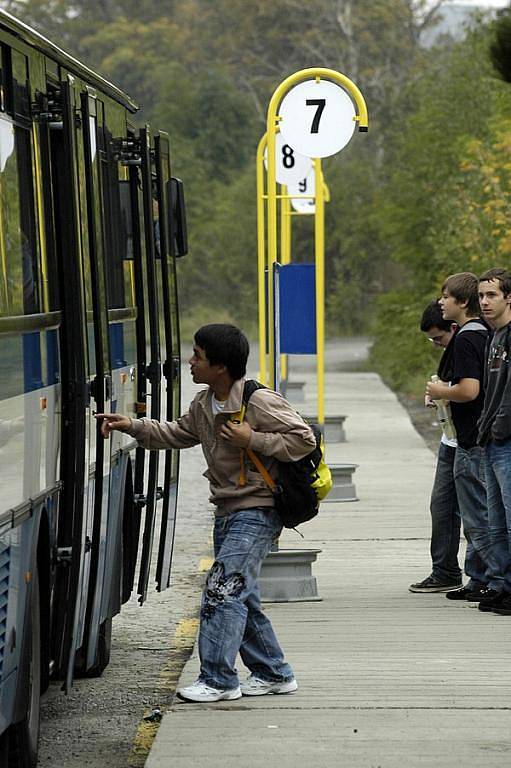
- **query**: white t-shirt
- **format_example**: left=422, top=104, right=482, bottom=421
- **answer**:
left=211, top=394, right=227, bottom=416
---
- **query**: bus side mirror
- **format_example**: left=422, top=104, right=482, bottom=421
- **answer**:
left=167, top=177, right=188, bottom=258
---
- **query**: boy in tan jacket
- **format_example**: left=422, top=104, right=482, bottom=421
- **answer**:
left=97, top=323, right=315, bottom=702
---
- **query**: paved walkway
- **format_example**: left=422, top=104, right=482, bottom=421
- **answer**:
left=146, top=369, right=511, bottom=768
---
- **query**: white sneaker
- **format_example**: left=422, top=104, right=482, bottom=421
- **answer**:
left=240, top=674, right=298, bottom=696
left=177, top=679, right=242, bottom=703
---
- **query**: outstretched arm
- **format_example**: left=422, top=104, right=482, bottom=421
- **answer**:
left=95, top=413, right=132, bottom=438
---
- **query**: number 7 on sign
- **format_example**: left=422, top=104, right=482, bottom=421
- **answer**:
left=306, top=98, right=326, bottom=134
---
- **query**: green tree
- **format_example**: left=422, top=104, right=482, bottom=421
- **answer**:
left=369, top=20, right=511, bottom=393
left=0, top=0, right=463, bottom=335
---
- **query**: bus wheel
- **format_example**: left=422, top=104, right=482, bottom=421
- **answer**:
left=85, top=616, right=112, bottom=678
left=8, top=569, right=41, bottom=768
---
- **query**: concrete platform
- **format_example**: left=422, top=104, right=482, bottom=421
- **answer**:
left=145, top=369, right=510, bottom=768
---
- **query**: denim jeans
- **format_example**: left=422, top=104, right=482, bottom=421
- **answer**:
left=198, top=507, right=294, bottom=690
left=454, top=444, right=502, bottom=590
left=429, top=443, right=462, bottom=582
left=484, top=439, right=511, bottom=593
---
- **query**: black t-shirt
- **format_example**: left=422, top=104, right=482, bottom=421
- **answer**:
left=450, top=322, right=488, bottom=448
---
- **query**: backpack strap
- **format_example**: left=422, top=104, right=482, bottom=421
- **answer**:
left=245, top=448, right=277, bottom=492
left=457, top=319, right=488, bottom=336
left=233, top=380, right=268, bottom=488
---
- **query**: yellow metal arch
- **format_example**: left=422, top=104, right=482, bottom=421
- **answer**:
left=265, top=67, right=368, bottom=424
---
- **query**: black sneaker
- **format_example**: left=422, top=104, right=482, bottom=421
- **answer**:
left=464, top=585, right=489, bottom=601
left=477, top=588, right=505, bottom=612
left=409, top=576, right=462, bottom=593
left=492, top=594, right=511, bottom=616
left=445, top=586, right=479, bottom=601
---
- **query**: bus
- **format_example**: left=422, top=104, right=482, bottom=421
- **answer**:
left=0, top=9, right=188, bottom=766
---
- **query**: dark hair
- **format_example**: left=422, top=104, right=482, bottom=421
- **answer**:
left=479, top=267, right=511, bottom=296
left=441, top=272, right=480, bottom=316
left=420, top=300, right=451, bottom=333
left=194, top=324, right=249, bottom=380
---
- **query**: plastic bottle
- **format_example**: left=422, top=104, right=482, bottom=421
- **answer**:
left=430, top=375, right=456, bottom=440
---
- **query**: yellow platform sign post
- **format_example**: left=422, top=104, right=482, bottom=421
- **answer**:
left=277, top=164, right=331, bottom=387
left=256, top=132, right=268, bottom=384
left=265, top=68, right=368, bottom=428
left=257, top=129, right=313, bottom=385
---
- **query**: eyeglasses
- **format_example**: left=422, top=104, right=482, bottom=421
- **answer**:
left=427, top=335, right=446, bottom=345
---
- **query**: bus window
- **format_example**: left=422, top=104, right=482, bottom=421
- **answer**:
left=117, top=178, right=135, bottom=304
left=0, top=116, right=39, bottom=316
left=101, top=158, right=135, bottom=310
left=11, top=49, right=30, bottom=118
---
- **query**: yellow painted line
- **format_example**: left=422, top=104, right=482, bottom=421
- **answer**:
left=128, top=573, right=203, bottom=766
left=175, top=617, right=199, bottom=642
left=199, top=557, right=213, bottom=572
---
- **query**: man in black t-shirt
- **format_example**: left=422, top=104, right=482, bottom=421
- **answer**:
left=426, top=273, right=503, bottom=602
left=409, top=301, right=461, bottom=593
left=476, top=268, right=511, bottom=615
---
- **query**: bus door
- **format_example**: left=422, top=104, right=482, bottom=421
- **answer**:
left=78, top=90, right=114, bottom=674
left=40, top=76, right=91, bottom=691
left=153, top=132, right=181, bottom=592
left=136, top=126, right=162, bottom=604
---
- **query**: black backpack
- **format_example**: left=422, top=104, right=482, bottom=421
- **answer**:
left=239, top=380, right=326, bottom=528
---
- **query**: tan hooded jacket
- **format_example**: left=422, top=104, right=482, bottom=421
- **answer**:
left=126, top=377, right=316, bottom=515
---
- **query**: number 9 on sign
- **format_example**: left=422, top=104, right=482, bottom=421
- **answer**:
left=279, top=79, right=356, bottom=158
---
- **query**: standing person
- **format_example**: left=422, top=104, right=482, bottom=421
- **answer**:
left=477, top=268, right=511, bottom=614
left=96, top=324, right=316, bottom=701
left=426, top=272, right=501, bottom=603
left=409, top=301, right=462, bottom=593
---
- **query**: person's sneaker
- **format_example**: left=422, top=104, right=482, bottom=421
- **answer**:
left=464, top=585, right=489, bottom=601
left=240, top=674, right=298, bottom=696
left=446, top=584, right=487, bottom=601
left=409, top=576, right=462, bottom=593
left=491, top=594, right=511, bottom=616
left=177, top=679, right=242, bottom=702
left=445, top=586, right=470, bottom=600
left=477, top=588, right=506, bottom=612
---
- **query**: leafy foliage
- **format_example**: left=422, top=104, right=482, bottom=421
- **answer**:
left=3, top=0, right=510, bottom=391
left=0, top=0, right=441, bottom=331
left=490, top=8, right=511, bottom=83
left=369, top=17, right=511, bottom=395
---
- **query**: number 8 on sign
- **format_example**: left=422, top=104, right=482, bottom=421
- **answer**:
left=279, top=79, right=357, bottom=158
left=263, top=132, right=312, bottom=185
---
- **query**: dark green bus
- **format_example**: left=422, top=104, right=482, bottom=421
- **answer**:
left=0, top=9, right=187, bottom=766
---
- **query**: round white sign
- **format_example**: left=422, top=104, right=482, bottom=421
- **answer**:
left=264, top=132, right=312, bottom=185
left=288, top=169, right=316, bottom=214
left=279, top=79, right=356, bottom=158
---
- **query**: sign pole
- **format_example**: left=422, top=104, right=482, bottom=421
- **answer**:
left=280, top=185, right=291, bottom=384
left=266, top=115, right=279, bottom=389
left=315, top=158, right=326, bottom=428
left=256, top=132, right=268, bottom=384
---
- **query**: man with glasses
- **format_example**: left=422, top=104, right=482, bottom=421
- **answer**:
left=409, top=301, right=463, bottom=592
left=425, top=273, right=496, bottom=604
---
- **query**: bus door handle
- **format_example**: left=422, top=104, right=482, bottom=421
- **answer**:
left=104, top=374, right=112, bottom=401
left=162, top=357, right=180, bottom=381
left=88, top=377, right=99, bottom=403
left=88, top=375, right=111, bottom=404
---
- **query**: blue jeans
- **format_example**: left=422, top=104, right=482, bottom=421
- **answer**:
left=198, top=507, right=294, bottom=690
left=430, top=443, right=462, bottom=582
left=484, top=439, right=511, bottom=593
left=454, top=445, right=501, bottom=590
